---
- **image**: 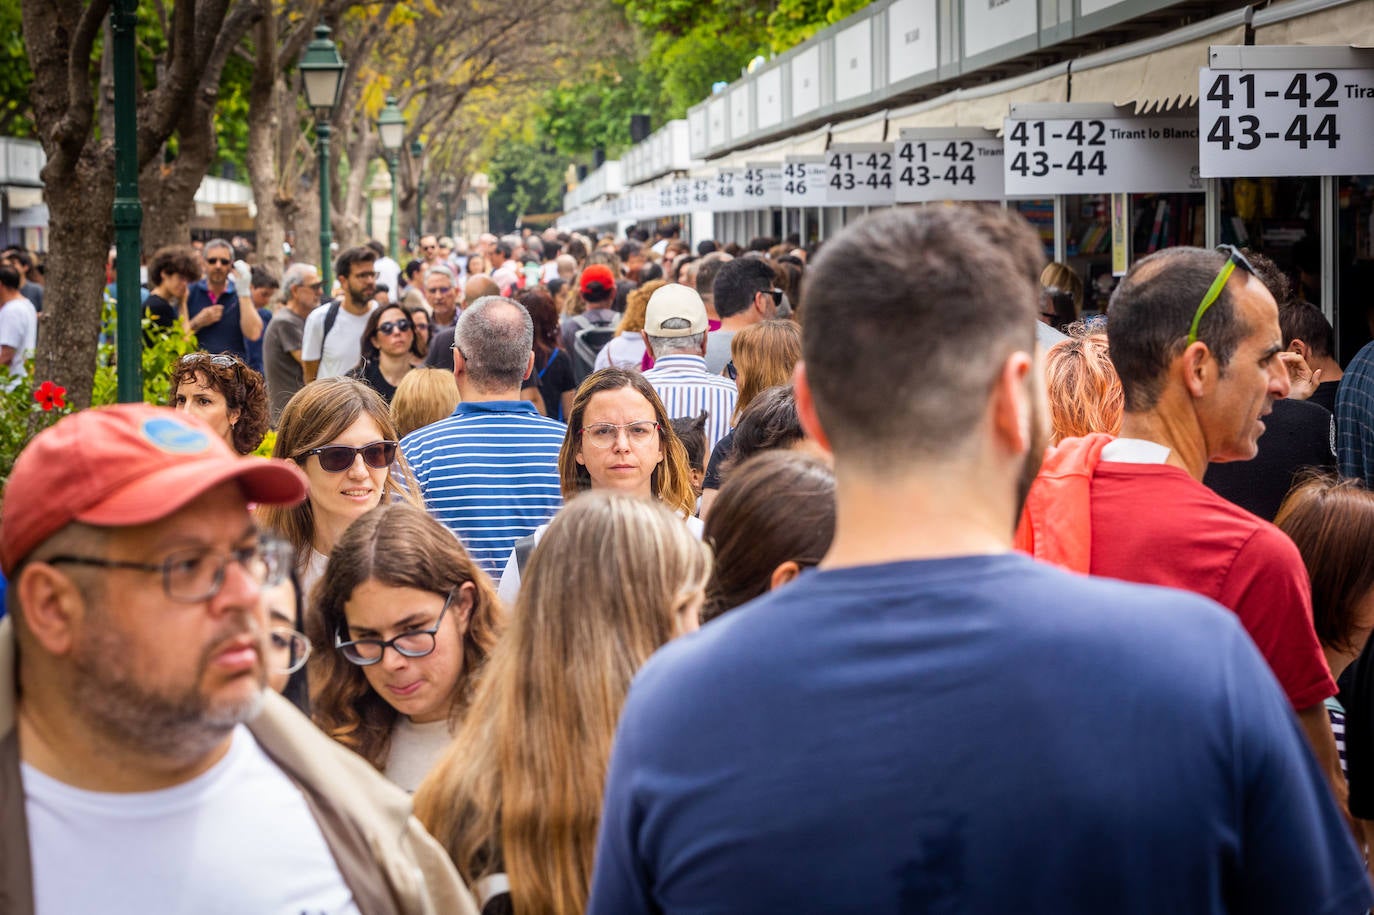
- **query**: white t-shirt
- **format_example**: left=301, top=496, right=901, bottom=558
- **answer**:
left=383, top=717, right=454, bottom=793
left=374, top=256, right=401, bottom=298
left=22, top=725, right=358, bottom=915
left=0, top=295, right=38, bottom=380
left=301, top=301, right=376, bottom=379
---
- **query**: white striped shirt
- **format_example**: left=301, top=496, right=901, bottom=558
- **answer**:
left=641, top=354, right=738, bottom=454
left=401, top=401, right=566, bottom=575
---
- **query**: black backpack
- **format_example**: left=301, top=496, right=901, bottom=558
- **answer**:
left=570, top=314, right=616, bottom=384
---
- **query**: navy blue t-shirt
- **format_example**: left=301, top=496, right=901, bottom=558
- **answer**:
left=590, top=554, right=1371, bottom=915
left=186, top=279, right=249, bottom=359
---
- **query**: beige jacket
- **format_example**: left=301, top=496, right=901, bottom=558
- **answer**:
left=0, top=617, right=478, bottom=915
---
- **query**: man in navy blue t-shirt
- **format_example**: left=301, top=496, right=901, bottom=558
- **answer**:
left=588, top=208, right=1372, bottom=915
left=185, top=238, right=264, bottom=359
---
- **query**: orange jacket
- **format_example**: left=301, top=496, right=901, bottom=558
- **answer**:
left=1013, top=433, right=1114, bottom=575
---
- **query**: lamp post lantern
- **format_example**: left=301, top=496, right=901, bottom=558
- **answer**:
left=298, top=25, right=346, bottom=293
left=411, top=139, right=425, bottom=242
left=377, top=97, right=406, bottom=262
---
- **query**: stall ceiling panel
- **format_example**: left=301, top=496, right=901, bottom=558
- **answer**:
left=1255, top=0, right=1374, bottom=46
left=835, top=18, right=875, bottom=102
left=1072, top=23, right=1247, bottom=112
left=757, top=67, right=785, bottom=130
left=964, top=0, right=1038, bottom=58
left=889, top=0, right=940, bottom=83
left=688, top=107, right=709, bottom=159
left=793, top=45, right=824, bottom=116
left=708, top=97, right=728, bottom=147
left=730, top=85, right=752, bottom=140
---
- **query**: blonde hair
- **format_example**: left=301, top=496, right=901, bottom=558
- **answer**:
left=557, top=369, right=697, bottom=517
left=258, top=378, right=420, bottom=571
left=1043, top=332, right=1123, bottom=445
left=731, top=319, right=802, bottom=423
left=391, top=368, right=460, bottom=438
left=615, top=279, right=665, bottom=337
left=413, top=492, right=711, bottom=915
left=1040, top=262, right=1084, bottom=315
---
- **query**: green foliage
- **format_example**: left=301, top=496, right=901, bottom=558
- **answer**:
left=0, top=2, right=34, bottom=137
left=541, top=61, right=666, bottom=161
left=0, top=368, right=73, bottom=486
left=487, top=138, right=572, bottom=233
left=766, top=0, right=872, bottom=52
left=91, top=296, right=199, bottom=409
left=212, top=55, right=254, bottom=178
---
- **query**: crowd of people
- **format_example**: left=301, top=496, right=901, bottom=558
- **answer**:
left=5, top=209, right=1374, bottom=913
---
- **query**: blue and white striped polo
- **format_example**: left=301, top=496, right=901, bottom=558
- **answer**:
left=401, top=401, right=566, bottom=575
left=641, top=354, right=739, bottom=453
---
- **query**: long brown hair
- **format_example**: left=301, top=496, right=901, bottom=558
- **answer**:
left=308, top=502, right=502, bottom=770
left=731, top=319, right=801, bottom=423
left=557, top=368, right=697, bottom=517
left=258, top=378, right=419, bottom=571
left=413, top=492, right=711, bottom=915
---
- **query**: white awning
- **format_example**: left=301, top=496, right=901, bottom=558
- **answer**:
left=1254, top=0, right=1374, bottom=47
left=886, top=63, right=1069, bottom=132
left=1071, top=9, right=1250, bottom=112
left=827, top=109, right=889, bottom=145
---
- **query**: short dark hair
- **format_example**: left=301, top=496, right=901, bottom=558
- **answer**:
left=1279, top=300, right=1335, bottom=360
left=618, top=240, right=643, bottom=263
left=147, top=246, right=200, bottom=287
left=1241, top=248, right=1291, bottom=306
left=335, top=246, right=376, bottom=282
left=748, top=236, right=776, bottom=253
left=366, top=239, right=386, bottom=258
left=3, top=248, right=33, bottom=272
left=713, top=257, right=776, bottom=319
left=1107, top=247, right=1250, bottom=412
left=697, top=239, right=718, bottom=256
left=803, top=207, right=1043, bottom=467
left=251, top=266, right=280, bottom=290
left=0, top=265, right=19, bottom=292
left=669, top=411, right=708, bottom=471
left=494, top=241, right=513, bottom=259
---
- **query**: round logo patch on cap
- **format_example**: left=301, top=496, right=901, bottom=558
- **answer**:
left=140, top=416, right=212, bottom=454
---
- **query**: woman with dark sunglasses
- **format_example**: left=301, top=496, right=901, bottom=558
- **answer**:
left=348, top=303, right=419, bottom=404
left=309, top=502, right=501, bottom=792
left=258, top=378, right=421, bottom=605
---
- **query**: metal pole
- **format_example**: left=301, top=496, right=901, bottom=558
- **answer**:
left=318, top=119, right=334, bottom=293
left=112, top=0, right=143, bottom=402
left=387, top=152, right=400, bottom=261
left=1320, top=175, right=1337, bottom=328
left=415, top=169, right=424, bottom=239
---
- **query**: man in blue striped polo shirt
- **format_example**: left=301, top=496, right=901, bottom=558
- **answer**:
left=401, top=296, right=565, bottom=574
left=641, top=284, right=738, bottom=454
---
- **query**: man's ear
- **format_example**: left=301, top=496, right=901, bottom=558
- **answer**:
left=1288, top=338, right=1310, bottom=359
left=524, top=350, right=535, bottom=381
left=990, top=350, right=1035, bottom=457
left=16, top=563, right=87, bottom=657
left=1178, top=340, right=1212, bottom=398
left=793, top=362, right=832, bottom=455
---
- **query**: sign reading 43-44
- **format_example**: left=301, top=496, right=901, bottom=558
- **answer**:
left=1199, top=46, right=1374, bottom=177
left=826, top=143, right=894, bottom=205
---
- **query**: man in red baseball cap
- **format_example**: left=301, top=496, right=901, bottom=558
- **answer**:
left=0, top=404, right=475, bottom=914
left=561, top=262, right=620, bottom=382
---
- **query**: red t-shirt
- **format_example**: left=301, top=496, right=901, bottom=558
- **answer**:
left=1089, top=462, right=1335, bottom=711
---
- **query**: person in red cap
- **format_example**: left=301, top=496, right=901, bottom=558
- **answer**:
left=561, top=262, right=620, bottom=383
left=0, top=404, right=475, bottom=915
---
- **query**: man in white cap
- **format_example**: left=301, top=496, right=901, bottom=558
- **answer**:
left=0, top=404, right=475, bottom=915
left=641, top=283, right=738, bottom=453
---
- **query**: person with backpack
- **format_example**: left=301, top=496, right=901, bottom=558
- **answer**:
left=562, top=264, right=619, bottom=384
left=301, top=246, right=378, bottom=382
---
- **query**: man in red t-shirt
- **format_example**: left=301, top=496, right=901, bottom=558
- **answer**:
left=1016, top=246, right=1343, bottom=808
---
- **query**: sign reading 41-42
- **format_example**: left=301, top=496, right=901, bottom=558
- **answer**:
left=894, top=128, right=1004, bottom=202
left=826, top=143, right=894, bottom=205
left=1199, top=46, right=1374, bottom=177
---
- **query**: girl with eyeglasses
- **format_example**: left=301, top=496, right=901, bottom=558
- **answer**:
left=496, top=368, right=699, bottom=602
left=258, top=378, right=421, bottom=607
left=309, top=502, right=501, bottom=792
left=415, top=492, right=709, bottom=914
left=348, top=303, right=419, bottom=404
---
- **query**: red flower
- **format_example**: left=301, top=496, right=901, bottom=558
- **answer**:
left=34, top=380, right=67, bottom=412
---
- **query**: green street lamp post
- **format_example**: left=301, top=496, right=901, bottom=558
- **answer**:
left=299, top=25, right=346, bottom=294
left=112, top=0, right=143, bottom=402
left=377, top=97, right=406, bottom=262
left=411, top=139, right=425, bottom=242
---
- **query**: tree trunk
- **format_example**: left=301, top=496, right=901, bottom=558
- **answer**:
left=247, top=10, right=285, bottom=277
left=294, top=172, right=322, bottom=274
left=36, top=152, right=115, bottom=410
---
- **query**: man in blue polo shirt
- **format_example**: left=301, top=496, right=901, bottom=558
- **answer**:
left=588, top=207, right=1372, bottom=915
left=401, top=296, right=564, bottom=574
left=185, top=238, right=263, bottom=359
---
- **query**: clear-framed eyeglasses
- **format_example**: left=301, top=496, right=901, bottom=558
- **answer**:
left=269, top=627, right=312, bottom=676
left=47, top=534, right=294, bottom=603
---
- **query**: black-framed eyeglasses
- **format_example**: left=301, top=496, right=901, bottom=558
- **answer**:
left=295, top=440, right=397, bottom=473
left=47, top=535, right=293, bottom=603
left=335, top=590, right=453, bottom=666
left=377, top=319, right=412, bottom=335
left=1187, top=245, right=1256, bottom=346
left=763, top=288, right=783, bottom=306
left=308, top=282, right=324, bottom=291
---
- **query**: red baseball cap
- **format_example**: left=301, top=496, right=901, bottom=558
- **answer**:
left=579, top=264, right=617, bottom=299
left=0, top=404, right=307, bottom=576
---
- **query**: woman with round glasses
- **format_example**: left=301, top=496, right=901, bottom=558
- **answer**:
left=415, top=492, right=710, bottom=913
left=170, top=351, right=271, bottom=455
left=261, top=566, right=311, bottom=712
left=349, top=303, right=419, bottom=404
left=496, top=368, right=698, bottom=601
left=309, top=502, right=501, bottom=792
left=259, top=378, right=420, bottom=605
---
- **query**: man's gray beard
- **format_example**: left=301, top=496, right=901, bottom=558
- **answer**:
left=70, top=620, right=266, bottom=763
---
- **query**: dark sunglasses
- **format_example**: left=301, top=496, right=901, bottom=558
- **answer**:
left=1187, top=245, right=1256, bottom=345
left=377, top=319, right=412, bottom=335
left=295, top=440, right=398, bottom=473
left=205, top=257, right=231, bottom=266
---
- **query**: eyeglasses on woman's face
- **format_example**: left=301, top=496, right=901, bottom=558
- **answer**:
left=335, top=590, right=453, bottom=665
left=580, top=421, right=660, bottom=448
left=295, top=441, right=397, bottom=473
